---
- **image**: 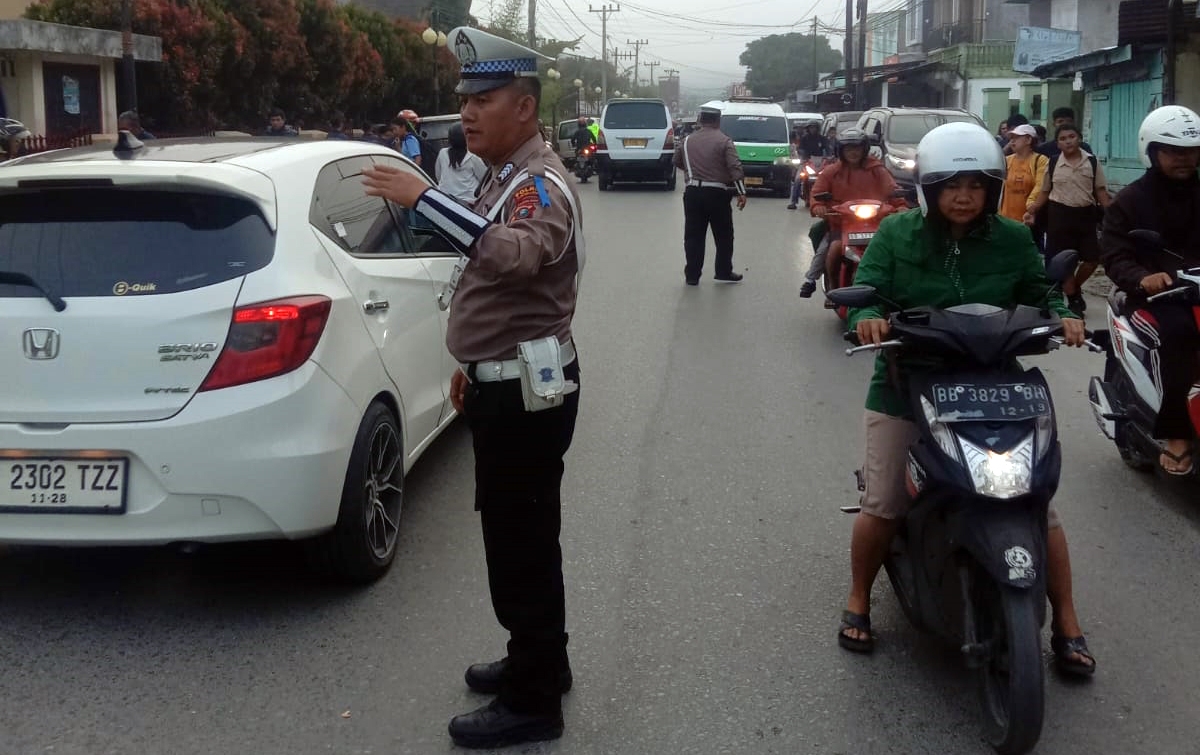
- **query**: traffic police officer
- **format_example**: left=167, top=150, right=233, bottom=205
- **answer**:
left=361, top=26, right=584, bottom=750
left=673, top=104, right=747, bottom=285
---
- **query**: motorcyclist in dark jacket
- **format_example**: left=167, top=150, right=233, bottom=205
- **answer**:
left=571, top=117, right=595, bottom=152
left=1099, top=105, right=1200, bottom=474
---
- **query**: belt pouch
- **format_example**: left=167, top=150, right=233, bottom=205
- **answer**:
left=517, top=336, right=567, bottom=412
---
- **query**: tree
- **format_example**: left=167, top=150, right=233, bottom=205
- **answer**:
left=739, top=33, right=842, bottom=101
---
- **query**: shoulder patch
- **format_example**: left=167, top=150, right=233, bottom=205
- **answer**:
left=509, top=184, right=540, bottom=223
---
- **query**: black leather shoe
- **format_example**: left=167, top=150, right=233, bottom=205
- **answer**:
left=465, top=657, right=573, bottom=695
left=685, top=278, right=699, bottom=286
left=714, top=272, right=743, bottom=283
left=448, top=699, right=564, bottom=749
left=798, top=279, right=816, bottom=298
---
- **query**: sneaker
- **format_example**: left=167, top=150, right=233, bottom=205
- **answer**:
left=799, top=279, right=816, bottom=298
left=786, top=203, right=798, bottom=210
left=714, top=272, right=743, bottom=283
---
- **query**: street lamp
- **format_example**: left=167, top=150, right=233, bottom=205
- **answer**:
left=573, top=78, right=583, bottom=118
left=422, top=26, right=447, bottom=113
left=594, top=86, right=602, bottom=114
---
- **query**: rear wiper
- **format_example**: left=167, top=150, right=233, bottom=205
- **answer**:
left=0, top=271, right=67, bottom=311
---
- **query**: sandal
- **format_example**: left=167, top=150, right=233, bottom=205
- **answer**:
left=838, top=610, right=875, bottom=653
left=1051, top=635, right=1096, bottom=678
left=1159, top=446, right=1194, bottom=476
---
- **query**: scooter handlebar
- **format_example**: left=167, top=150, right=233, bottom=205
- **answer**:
left=844, top=339, right=904, bottom=357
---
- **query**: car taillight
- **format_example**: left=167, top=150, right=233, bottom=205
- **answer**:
left=664, top=128, right=674, bottom=149
left=200, top=295, right=332, bottom=391
left=597, top=129, right=607, bottom=148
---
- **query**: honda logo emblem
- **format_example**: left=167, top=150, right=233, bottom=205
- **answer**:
left=22, top=328, right=60, bottom=360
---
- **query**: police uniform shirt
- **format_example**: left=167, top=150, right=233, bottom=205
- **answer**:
left=673, top=126, right=745, bottom=190
left=414, top=132, right=582, bottom=363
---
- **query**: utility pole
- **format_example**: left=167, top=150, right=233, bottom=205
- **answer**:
left=589, top=4, right=620, bottom=102
left=527, top=0, right=537, bottom=49
left=120, top=0, right=137, bottom=113
left=1165, top=0, right=1182, bottom=104
left=643, top=60, right=661, bottom=95
left=844, top=0, right=853, bottom=107
left=626, top=38, right=649, bottom=86
left=612, top=47, right=636, bottom=91
left=856, top=0, right=867, bottom=108
left=811, top=17, right=819, bottom=91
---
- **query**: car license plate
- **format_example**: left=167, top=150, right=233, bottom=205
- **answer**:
left=622, top=138, right=647, bottom=148
left=745, top=177, right=763, bottom=186
left=848, top=232, right=875, bottom=242
left=931, top=383, right=1051, bottom=422
left=1, top=455, right=128, bottom=513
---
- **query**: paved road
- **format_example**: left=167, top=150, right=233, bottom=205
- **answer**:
left=2, top=181, right=1198, bottom=755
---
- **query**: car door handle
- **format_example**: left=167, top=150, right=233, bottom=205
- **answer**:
left=363, top=299, right=390, bottom=313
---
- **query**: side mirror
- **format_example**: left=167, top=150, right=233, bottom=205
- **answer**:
left=813, top=191, right=833, bottom=202
left=1045, top=250, right=1080, bottom=284
left=868, top=133, right=881, bottom=146
left=1128, top=229, right=1163, bottom=248
left=826, top=285, right=879, bottom=308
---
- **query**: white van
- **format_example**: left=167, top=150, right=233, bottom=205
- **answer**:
left=703, top=99, right=793, bottom=196
left=595, top=98, right=675, bottom=191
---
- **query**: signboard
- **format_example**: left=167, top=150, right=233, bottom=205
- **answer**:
left=1013, top=26, right=1082, bottom=73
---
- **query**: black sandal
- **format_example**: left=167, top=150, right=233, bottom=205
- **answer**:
left=838, top=610, right=875, bottom=653
left=1051, top=635, right=1096, bottom=678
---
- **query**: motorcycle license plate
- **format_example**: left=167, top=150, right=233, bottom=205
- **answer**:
left=930, top=383, right=1051, bottom=421
left=745, top=177, right=763, bottom=186
left=847, top=232, right=874, bottom=242
left=622, top=138, right=647, bottom=148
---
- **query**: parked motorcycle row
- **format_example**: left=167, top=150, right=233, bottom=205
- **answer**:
left=822, top=226, right=1199, bottom=754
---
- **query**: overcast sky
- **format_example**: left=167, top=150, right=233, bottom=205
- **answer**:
left=474, top=0, right=877, bottom=93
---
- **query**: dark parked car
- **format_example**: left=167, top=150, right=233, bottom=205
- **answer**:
left=854, top=107, right=985, bottom=191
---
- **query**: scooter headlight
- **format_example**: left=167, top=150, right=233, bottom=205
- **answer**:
left=959, top=433, right=1035, bottom=499
left=849, top=203, right=880, bottom=220
left=804, top=164, right=818, bottom=176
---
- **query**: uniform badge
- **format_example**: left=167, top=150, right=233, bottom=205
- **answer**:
left=455, top=31, right=477, bottom=65
left=497, top=162, right=515, bottom=183
left=509, top=184, right=540, bottom=223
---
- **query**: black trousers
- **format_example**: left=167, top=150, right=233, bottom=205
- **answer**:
left=1129, top=303, right=1200, bottom=439
left=683, top=185, right=735, bottom=280
left=463, top=360, right=580, bottom=715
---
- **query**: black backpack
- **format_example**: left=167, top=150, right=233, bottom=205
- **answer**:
left=416, top=135, right=440, bottom=181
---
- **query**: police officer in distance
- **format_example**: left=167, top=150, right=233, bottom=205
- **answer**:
left=673, top=105, right=747, bottom=285
left=361, top=27, right=583, bottom=750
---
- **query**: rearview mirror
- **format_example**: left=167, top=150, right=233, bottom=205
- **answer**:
left=1128, top=229, right=1163, bottom=248
left=1045, top=250, right=1079, bottom=284
left=813, top=191, right=833, bottom=202
left=826, top=285, right=878, bottom=308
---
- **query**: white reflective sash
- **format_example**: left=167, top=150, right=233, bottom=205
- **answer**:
left=682, top=134, right=695, bottom=183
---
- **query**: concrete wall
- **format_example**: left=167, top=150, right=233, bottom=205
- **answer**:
left=984, top=0, right=1028, bottom=42
left=964, top=76, right=1024, bottom=117
left=0, top=50, right=118, bottom=134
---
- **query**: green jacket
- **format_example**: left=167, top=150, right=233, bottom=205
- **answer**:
left=847, top=209, right=1074, bottom=417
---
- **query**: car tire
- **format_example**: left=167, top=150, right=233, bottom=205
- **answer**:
left=665, top=174, right=676, bottom=191
left=598, top=174, right=611, bottom=191
left=306, top=401, right=405, bottom=583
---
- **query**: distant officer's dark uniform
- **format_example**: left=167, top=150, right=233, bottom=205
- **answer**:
left=673, top=107, right=747, bottom=283
left=409, top=26, right=584, bottom=745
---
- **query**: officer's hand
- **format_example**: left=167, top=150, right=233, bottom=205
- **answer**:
left=856, top=318, right=890, bottom=346
left=736, top=195, right=747, bottom=211
left=1138, top=272, right=1174, bottom=295
left=362, top=164, right=428, bottom=208
left=1060, top=317, right=1086, bottom=347
left=450, top=369, right=469, bottom=414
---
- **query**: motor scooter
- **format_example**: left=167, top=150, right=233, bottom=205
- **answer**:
left=811, top=191, right=902, bottom=320
left=1087, top=229, right=1200, bottom=474
left=829, top=252, right=1098, bottom=755
left=574, top=144, right=596, bottom=183
left=797, top=155, right=824, bottom=206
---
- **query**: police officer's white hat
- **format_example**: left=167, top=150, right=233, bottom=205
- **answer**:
left=450, top=27, right=553, bottom=95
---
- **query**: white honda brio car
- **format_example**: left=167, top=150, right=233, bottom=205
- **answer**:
left=0, top=136, right=463, bottom=581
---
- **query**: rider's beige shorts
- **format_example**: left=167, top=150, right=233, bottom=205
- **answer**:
left=861, top=410, right=1061, bottom=529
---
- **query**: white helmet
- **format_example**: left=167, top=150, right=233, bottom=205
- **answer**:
left=1137, top=105, right=1200, bottom=168
left=914, top=122, right=1006, bottom=217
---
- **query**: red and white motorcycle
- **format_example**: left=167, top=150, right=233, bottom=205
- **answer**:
left=1088, top=230, right=1200, bottom=474
left=812, top=192, right=903, bottom=320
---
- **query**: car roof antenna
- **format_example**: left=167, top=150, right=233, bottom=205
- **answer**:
left=113, top=130, right=144, bottom=158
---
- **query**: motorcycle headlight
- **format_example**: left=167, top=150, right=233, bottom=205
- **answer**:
left=804, top=164, right=818, bottom=176
left=886, top=154, right=916, bottom=171
left=790, top=157, right=802, bottom=165
left=849, top=203, right=880, bottom=220
left=958, top=433, right=1035, bottom=499
left=775, top=156, right=795, bottom=166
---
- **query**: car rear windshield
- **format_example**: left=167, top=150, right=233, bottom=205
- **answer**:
left=887, top=114, right=977, bottom=144
left=603, top=103, right=668, bottom=129
left=0, top=189, right=274, bottom=298
left=722, top=115, right=788, bottom=143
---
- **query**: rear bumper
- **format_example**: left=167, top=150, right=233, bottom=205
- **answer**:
left=596, top=153, right=674, bottom=182
left=0, top=362, right=359, bottom=544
